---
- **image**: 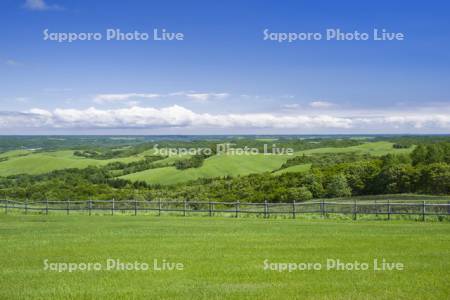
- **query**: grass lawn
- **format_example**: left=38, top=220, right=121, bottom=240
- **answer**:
left=0, top=214, right=449, bottom=299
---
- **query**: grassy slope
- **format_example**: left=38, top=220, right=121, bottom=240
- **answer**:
left=0, top=149, right=31, bottom=159
left=0, top=141, right=414, bottom=179
left=0, top=215, right=448, bottom=299
left=0, top=150, right=146, bottom=176
left=300, top=141, right=414, bottom=156
left=122, top=142, right=414, bottom=185
left=123, top=154, right=292, bottom=184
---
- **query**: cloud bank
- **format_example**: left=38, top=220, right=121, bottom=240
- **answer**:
left=1, top=105, right=449, bottom=132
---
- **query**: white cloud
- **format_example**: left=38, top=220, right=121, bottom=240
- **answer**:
left=189, top=92, right=229, bottom=102
left=1, top=105, right=449, bottom=132
left=309, top=101, right=335, bottom=109
left=282, top=104, right=300, bottom=109
left=23, top=0, right=63, bottom=11
left=24, top=105, right=352, bottom=129
left=93, top=91, right=229, bottom=104
left=28, top=108, right=53, bottom=117
left=186, top=93, right=212, bottom=102
left=240, top=94, right=261, bottom=100
left=93, top=93, right=161, bottom=104
left=170, top=92, right=229, bottom=102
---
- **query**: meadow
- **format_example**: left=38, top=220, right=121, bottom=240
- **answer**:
left=0, top=150, right=147, bottom=176
left=0, top=141, right=412, bottom=184
left=0, top=214, right=449, bottom=299
left=121, top=141, right=412, bottom=185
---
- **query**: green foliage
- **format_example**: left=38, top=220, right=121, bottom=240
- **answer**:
left=376, top=164, right=419, bottom=194
left=411, top=142, right=450, bottom=165
left=419, top=163, right=450, bottom=194
left=279, top=152, right=371, bottom=170
left=393, top=143, right=411, bottom=149
left=325, top=174, right=352, bottom=198
left=0, top=136, right=449, bottom=202
left=174, top=154, right=210, bottom=170
left=287, top=186, right=313, bottom=201
left=105, top=155, right=167, bottom=175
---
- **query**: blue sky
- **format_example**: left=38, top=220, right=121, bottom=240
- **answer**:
left=0, top=0, right=450, bottom=134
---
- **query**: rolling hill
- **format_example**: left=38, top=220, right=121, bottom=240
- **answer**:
left=121, top=142, right=414, bottom=185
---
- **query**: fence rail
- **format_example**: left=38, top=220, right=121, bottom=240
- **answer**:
left=1, top=199, right=450, bottom=220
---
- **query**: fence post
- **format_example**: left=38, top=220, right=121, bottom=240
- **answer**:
left=292, top=200, right=296, bottom=219
left=422, top=201, right=426, bottom=222
left=264, top=200, right=268, bottom=219
left=183, top=200, right=187, bottom=216
left=235, top=200, right=240, bottom=218
left=321, top=199, right=325, bottom=218
left=320, top=199, right=323, bottom=217
left=353, top=199, right=357, bottom=220
left=4, top=199, right=7, bottom=215
left=88, top=199, right=92, bottom=216
left=45, top=198, right=49, bottom=215
left=112, top=198, right=115, bottom=216
left=134, top=198, right=138, bottom=216
left=209, top=201, right=212, bottom=217
left=158, top=199, right=162, bottom=216
left=375, top=200, right=378, bottom=217
left=67, top=200, right=70, bottom=215
left=387, top=200, right=391, bottom=221
left=25, top=198, right=28, bottom=215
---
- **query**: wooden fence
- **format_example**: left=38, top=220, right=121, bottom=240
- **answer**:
left=1, top=199, right=450, bottom=220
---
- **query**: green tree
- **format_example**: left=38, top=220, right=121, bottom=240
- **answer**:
left=419, top=163, right=450, bottom=194
left=376, top=164, right=418, bottom=194
left=325, top=174, right=352, bottom=198
left=411, top=145, right=427, bottom=165
left=287, top=187, right=313, bottom=202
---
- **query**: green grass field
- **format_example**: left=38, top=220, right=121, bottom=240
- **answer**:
left=299, top=141, right=414, bottom=156
left=0, top=142, right=414, bottom=183
left=121, top=141, right=414, bottom=185
left=0, top=214, right=449, bottom=299
left=122, top=154, right=292, bottom=184
left=0, top=150, right=148, bottom=176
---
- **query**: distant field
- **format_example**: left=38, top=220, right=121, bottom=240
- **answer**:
left=122, top=141, right=414, bottom=185
left=0, top=150, right=146, bottom=176
left=0, top=215, right=448, bottom=299
left=0, top=141, right=414, bottom=181
left=299, top=141, right=414, bottom=156
left=122, top=154, right=292, bottom=184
